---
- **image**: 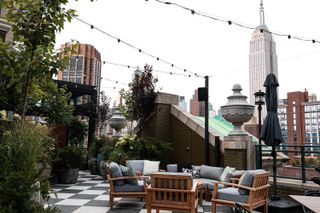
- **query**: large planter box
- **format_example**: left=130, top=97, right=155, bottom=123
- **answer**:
left=278, top=165, right=319, bottom=180
left=58, top=168, right=79, bottom=184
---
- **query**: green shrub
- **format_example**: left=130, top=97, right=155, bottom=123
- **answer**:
left=54, top=146, right=85, bottom=169
left=0, top=121, right=53, bottom=212
left=68, top=119, right=88, bottom=146
left=108, top=149, right=129, bottom=165
left=89, top=136, right=115, bottom=158
left=99, top=137, right=117, bottom=161
left=116, top=135, right=172, bottom=160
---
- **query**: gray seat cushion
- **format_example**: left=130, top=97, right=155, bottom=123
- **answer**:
left=200, top=165, right=224, bottom=180
left=126, top=160, right=144, bottom=172
left=114, top=184, right=145, bottom=192
left=167, top=164, right=178, bottom=172
left=109, top=162, right=124, bottom=186
left=207, top=181, right=225, bottom=190
left=217, top=187, right=248, bottom=203
left=195, top=178, right=214, bottom=188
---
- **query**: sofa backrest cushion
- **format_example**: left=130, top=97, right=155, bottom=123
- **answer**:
left=109, top=162, right=125, bottom=186
left=143, top=160, right=160, bottom=175
left=238, top=169, right=266, bottom=195
left=126, top=160, right=144, bottom=172
left=120, top=165, right=138, bottom=185
left=167, top=164, right=178, bottom=172
left=200, top=165, right=224, bottom=180
left=182, top=168, right=200, bottom=178
left=177, top=163, right=192, bottom=172
left=220, top=166, right=236, bottom=182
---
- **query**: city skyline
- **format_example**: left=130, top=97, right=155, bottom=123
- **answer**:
left=56, top=0, right=320, bottom=111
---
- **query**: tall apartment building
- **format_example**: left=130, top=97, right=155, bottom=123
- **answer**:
left=57, top=43, right=102, bottom=104
left=0, top=7, right=13, bottom=42
left=278, top=91, right=320, bottom=157
left=249, top=0, right=278, bottom=120
left=190, top=89, right=213, bottom=117
left=179, top=96, right=187, bottom=112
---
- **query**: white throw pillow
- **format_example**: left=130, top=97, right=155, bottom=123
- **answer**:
left=143, top=160, right=160, bottom=175
left=220, top=166, right=236, bottom=182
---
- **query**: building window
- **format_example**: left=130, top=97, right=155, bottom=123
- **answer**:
left=89, top=59, right=93, bottom=85
left=76, top=56, right=83, bottom=83
left=69, top=57, right=76, bottom=80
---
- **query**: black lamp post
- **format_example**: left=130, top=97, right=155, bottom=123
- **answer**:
left=254, top=90, right=265, bottom=169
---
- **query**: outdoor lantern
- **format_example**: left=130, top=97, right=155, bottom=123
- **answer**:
left=254, top=89, right=265, bottom=169
left=254, top=90, right=265, bottom=105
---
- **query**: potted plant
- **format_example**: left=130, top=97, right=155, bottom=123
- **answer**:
left=88, top=136, right=105, bottom=175
left=56, top=145, right=85, bottom=184
left=99, top=138, right=117, bottom=179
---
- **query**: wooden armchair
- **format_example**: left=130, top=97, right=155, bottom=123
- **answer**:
left=211, top=172, right=270, bottom=213
left=146, top=172, right=199, bottom=213
left=107, top=163, right=148, bottom=208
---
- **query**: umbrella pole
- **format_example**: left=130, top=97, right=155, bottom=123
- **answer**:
left=271, top=145, right=280, bottom=200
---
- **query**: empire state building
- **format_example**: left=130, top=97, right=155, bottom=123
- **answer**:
left=249, top=0, right=278, bottom=120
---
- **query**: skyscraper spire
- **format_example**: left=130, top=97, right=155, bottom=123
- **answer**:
left=259, top=0, right=265, bottom=26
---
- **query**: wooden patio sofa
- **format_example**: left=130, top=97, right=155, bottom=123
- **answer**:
left=212, top=171, right=270, bottom=213
left=146, top=172, right=199, bottom=213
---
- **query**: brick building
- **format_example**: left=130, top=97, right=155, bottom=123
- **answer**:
left=57, top=43, right=102, bottom=104
left=189, top=89, right=213, bottom=117
left=278, top=90, right=320, bottom=158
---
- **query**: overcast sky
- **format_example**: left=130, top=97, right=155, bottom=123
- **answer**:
left=56, top=0, right=320, bottom=111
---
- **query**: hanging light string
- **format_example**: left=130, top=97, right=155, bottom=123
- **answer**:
left=100, top=86, right=126, bottom=90
left=101, top=77, right=128, bottom=86
left=151, top=0, right=319, bottom=44
left=74, top=17, right=204, bottom=77
left=103, top=60, right=201, bottom=78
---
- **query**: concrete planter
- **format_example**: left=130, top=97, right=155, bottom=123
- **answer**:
left=58, top=168, right=79, bottom=184
left=221, top=84, right=254, bottom=136
left=88, top=157, right=98, bottom=175
left=100, top=160, right=109, bottom=180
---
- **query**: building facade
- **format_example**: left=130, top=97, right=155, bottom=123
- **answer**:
left=178, top=96, right=187, bottom=111
left=278, top=91, right=320, bottom=157
left=189, top=89, right=213, bottom=117
left=249, top=1, right=278, bottom=120
left=57, top=43, right=102, bottom=104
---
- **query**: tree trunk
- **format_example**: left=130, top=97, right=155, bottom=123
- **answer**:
left=21, top=45, right=36, bottom=120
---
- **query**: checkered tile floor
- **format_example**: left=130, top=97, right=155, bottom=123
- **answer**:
left=47, top=170, right=234, bottom=213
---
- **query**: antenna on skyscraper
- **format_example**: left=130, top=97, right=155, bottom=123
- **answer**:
left=259, top=0, right=265, bottom=26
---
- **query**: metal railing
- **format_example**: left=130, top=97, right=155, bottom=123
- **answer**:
left=255, top=144, right=320, bottom=183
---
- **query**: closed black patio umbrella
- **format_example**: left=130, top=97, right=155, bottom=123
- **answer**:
left=260, top=73, right=283, bottom=199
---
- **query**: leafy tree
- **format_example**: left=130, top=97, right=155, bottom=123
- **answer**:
left=68, top=118, right=88, bottom=146
left=0, top=0, right=76, bottom=119
left=41, top=82, right=75, bottom=124
left=97, top=91, right=111, bottom=136
left=120, top=64, right=158, bottom=131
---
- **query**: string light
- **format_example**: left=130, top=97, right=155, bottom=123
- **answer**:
left=74, top=17, right=203, bottom=77
left=103, top=60, right=204, bottom=78
left=152, top=0, right=320, bottom=44
left=101, top=78, right=128, bottom=86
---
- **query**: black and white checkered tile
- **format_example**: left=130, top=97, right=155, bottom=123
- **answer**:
left=46, top=171, right=234, bottom=213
